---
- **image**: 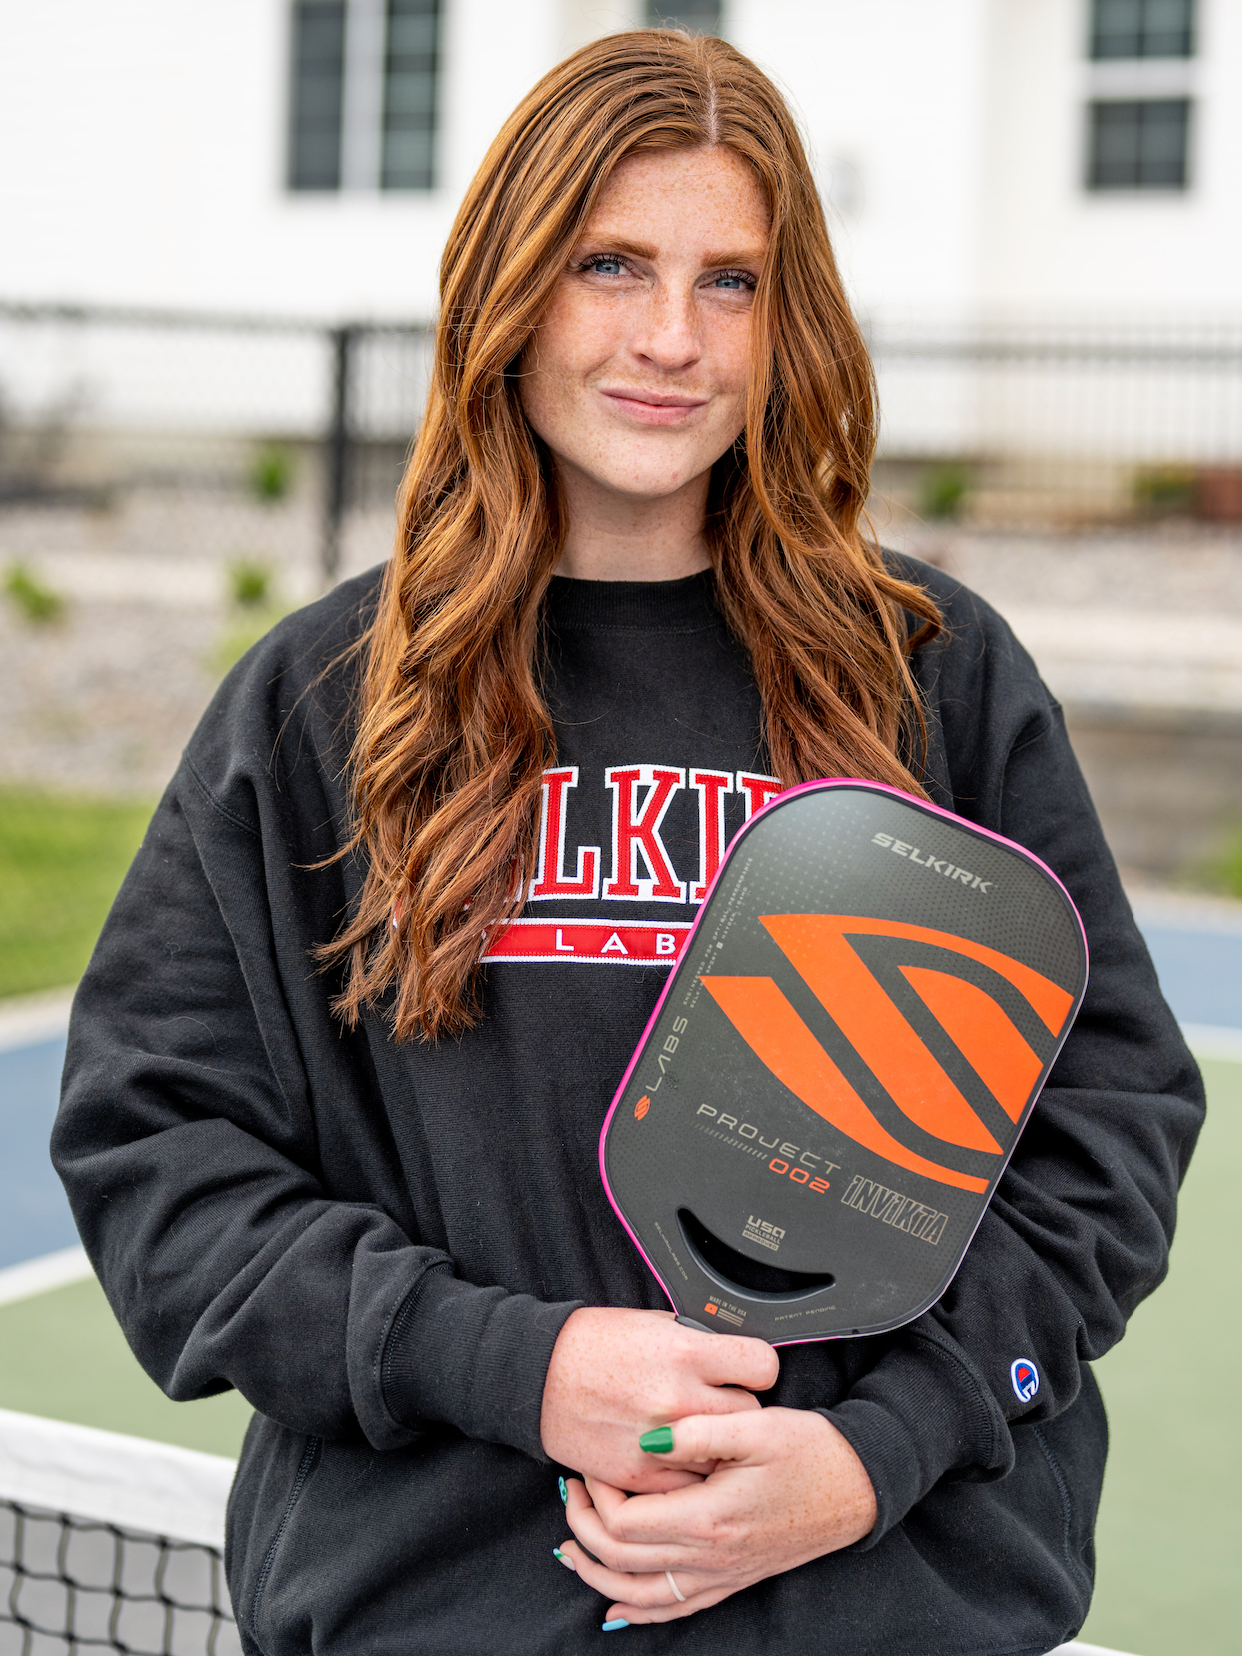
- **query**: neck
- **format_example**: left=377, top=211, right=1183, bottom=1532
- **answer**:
left=553, top=463, right=712, bottom=582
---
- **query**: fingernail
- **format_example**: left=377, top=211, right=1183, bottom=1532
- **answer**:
left=639, top=1426, right=674, bottom=1454
left=558, top=1475, right=568, bottom=1504
left=553, top=1547, right=575, bottom=1571
left=601, top=1620, right=630, bottom=1631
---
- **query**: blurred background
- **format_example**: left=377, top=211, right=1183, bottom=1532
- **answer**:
left=0, top=4, right=1238, bottom=1655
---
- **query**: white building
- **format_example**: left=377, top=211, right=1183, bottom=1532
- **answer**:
left=1, top=0, right=1237, bottom=321
left=0, top=0, right=1239, bottom=497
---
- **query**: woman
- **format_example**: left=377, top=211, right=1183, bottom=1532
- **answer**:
left=55, top=30, right=1202, bottom=1654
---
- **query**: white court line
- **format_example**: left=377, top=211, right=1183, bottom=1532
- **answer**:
left=0, top=1246, right=93, bottom=1308
left=1130, top=889, right=1242, bottom=936
left=1052, top=1645, right=1135, bottom=1656
left=0, top=987, right=74, bottom=1053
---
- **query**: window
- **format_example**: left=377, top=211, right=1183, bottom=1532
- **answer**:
left=287, top=0, right=440, bottom=192
left=289, top=0, right=347, bottom=191
left=382, top=0, right=439, bottom=191
left=1089, top=0, right=1195, bottom=60
left=645, top=1, right=722, bottom=34
left=1087, top=98, right=1190, bottom=188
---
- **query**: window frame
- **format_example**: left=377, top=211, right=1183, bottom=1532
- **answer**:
left=285, top=0, right=441, bottom=195
left=287, top=0, right=348, bottom=193
left=1084, top=95, right=1193, bottom=191
left=1088, top=0, right=1196, bottom=63
left=380, top=0, right=440, bottom=193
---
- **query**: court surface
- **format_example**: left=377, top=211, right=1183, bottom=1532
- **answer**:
left=0, top=906, right=1238, bottom=1655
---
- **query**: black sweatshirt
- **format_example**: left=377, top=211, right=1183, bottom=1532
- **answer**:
left=54, top=562, right=1203, bottom=1656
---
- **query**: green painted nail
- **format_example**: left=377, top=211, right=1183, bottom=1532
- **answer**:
left=639, top=1425, right=674, bottom=1454
left=558, top=1475, right=567, bottom=1503
left=553, top=1547, right=575, bottom=1570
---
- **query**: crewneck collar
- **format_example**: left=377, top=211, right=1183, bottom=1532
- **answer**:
left=545, top=568, right=721, bottom=632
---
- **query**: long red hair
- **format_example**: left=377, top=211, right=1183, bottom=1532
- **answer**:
left=322, top=29, right=940, bottom=1039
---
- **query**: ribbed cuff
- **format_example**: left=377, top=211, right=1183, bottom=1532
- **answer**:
left=380, top=1266, right=582, bottom=1461
left=818, top=1330, right=1013, bottom=1547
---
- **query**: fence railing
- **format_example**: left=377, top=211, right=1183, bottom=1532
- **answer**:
left=2, top=302, right=1241, bottom=582
left=868, top=311, right=1242, bottom=523
left=0, top=303, right=431, bottom=583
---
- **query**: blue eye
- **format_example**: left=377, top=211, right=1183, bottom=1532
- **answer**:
left=713, top=271, right=755, bottom=291
left=584, top=255, right=627, bottom=277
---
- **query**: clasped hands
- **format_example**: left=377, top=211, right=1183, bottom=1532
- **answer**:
left=539, top=1306, right=877, bottom=1628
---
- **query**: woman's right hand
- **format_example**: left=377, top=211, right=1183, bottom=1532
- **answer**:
left=540, top=1307, right=779, bottom=1492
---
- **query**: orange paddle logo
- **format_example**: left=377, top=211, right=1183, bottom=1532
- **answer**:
left=700, top=915, right=1073, bottom=1193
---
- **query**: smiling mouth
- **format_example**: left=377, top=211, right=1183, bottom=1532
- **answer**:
left=599, top=388, right=709, bottom=426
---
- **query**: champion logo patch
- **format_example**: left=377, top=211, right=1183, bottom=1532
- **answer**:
left=1010, top=1358, right=1039, bottom=1403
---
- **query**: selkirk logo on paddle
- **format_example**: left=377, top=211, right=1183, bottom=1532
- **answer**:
left=599, top=780, right=1089, bottom=1345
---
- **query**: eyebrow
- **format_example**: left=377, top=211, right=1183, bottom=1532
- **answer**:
left=702, top=247, right=767, bottom=268
left=573, top=235, right=767, bottom=268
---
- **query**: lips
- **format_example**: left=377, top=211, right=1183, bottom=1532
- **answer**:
left=599, top=388, right=709, bottom=426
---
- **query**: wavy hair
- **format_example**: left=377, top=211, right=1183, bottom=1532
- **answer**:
left=321, top=28, right=941, bottom=1039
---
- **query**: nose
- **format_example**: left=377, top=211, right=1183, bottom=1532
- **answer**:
left=630, top=281, right=702, bottom=375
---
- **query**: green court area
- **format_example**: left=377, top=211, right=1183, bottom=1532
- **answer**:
left=0, top=1276, right=251, bottom=1458
left=1078, top=1055, right=1240, bottom=1656
left=0, top=1061, right=1235, bottom=1655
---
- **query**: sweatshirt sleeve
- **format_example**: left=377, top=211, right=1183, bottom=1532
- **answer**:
left=819, top=581, right=1205, bottom=1544
left=53, top=752, right=580, bottom=1463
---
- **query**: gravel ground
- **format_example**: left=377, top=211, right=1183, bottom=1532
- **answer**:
left=880, top=516, right=1242, bottom=716
left=2, top=491, right=1240, bottom=807
left=0, top=490, right=392, bottom=796
left=883, top=517, right=1242, bottom=615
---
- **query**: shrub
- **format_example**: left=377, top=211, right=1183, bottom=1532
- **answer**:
left=4, top=564, right=64, bottom=624
left=918, top=463, right=970, bottom=521
left=249, top=444, right=295, bottom=503
left=1133, top=465, right=1196, bottom=515
left=227, top=560, right=272, bottom=608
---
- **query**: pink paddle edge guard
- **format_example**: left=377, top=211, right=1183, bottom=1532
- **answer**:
left=595, top=776, right=1090, bottom=1345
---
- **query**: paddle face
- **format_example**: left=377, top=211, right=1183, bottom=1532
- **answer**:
left=599, top=781, right=1088, bottom=1345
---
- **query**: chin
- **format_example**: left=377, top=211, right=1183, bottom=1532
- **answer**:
left=598, top=452, right=717, bottom=500
left=607, top=473, right=703, bottom=500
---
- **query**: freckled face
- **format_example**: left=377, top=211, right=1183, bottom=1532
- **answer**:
left=519, top=147, right=770, bottom=502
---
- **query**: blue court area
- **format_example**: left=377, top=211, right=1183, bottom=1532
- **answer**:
left=2, top=914, right=1242, bottom=1271
left=0, top=1034, right=73, bottom=1269
left=1135, top=922, right=1242, bottom=1029
left=1, top=915, right=1239, bottom=1272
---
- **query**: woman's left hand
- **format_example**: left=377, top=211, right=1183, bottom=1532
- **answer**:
left=554, top=1409, right=877, bottom=1625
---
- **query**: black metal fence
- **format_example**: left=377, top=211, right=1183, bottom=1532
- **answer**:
left=867, top=311, right=1242, bottom=524
left=2, top=301, right=1241, bottom=584
left=0, top=302, right=430, bottom=586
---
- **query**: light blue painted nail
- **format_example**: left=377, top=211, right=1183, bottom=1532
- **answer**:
left=558, top=1475, right=568, bottom=1504
left=601, top=1620, right=630, bottom=1632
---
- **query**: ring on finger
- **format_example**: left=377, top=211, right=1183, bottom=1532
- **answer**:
left=665, top=1570, right=686, bottom=1604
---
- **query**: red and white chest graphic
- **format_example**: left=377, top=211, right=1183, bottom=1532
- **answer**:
left=483, top=764, right=780, bottom=966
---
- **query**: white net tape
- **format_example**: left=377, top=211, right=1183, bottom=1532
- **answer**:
left=0, top=1409, right=237, bottom=1655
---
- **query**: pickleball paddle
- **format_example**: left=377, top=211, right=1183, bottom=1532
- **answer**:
left=599, top=780, right=1088, bottom=1345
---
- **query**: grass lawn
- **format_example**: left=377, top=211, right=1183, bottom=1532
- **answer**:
left=0, top=788, right=153, bottom=998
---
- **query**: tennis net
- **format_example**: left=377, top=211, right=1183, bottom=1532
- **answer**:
left=0, top=1408, right=239, bottom=1656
